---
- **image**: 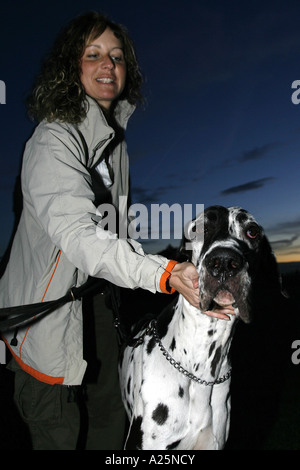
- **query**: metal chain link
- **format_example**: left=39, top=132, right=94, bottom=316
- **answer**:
left=149, top=320, right=232, bottom=386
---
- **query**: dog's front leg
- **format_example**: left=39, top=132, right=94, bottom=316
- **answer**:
left=210, top=381, right=232, bottom=449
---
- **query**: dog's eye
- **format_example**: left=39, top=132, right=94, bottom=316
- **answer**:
left=246, top=225, right=260, bottom=239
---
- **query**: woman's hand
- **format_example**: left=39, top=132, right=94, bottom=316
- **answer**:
left=204, top=304, right=235, bottom=321
left=168, top=262, right=235, bottom=321
left=168, top=262, right=200, bottom=308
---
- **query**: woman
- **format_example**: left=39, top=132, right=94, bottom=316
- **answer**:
left=0, top=12, right=233, bottom=449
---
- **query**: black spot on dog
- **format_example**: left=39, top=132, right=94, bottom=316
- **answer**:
left=170, top=337, right=176, bottom=351
left=126, top=399, right=132, bottom=412
left=127, top=376, right=131, bottom=395
left=208, top=340, right=216, bottom=358
left=156, top=298, right=178, bottom=338
left=208, top=329, right=214, bottom=336
left=167, top=439, right=181, bottom=449
left=178, top=386, right=184, bottom=398
left=152, top=403, right=169, bottom=425
left=236, top=209, right=248, bottom=224
left=147, top=336, right=156, bottom=355
left=211, top=345, right=222, bottom=377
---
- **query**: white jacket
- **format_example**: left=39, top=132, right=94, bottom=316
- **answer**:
left=0, top=97, right=176, bottom=385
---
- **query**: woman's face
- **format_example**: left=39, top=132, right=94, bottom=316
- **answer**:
left=80, top=27, right=127, bottom=111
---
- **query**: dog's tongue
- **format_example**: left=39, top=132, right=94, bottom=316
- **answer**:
left=214, top=290, right=235, bottom=307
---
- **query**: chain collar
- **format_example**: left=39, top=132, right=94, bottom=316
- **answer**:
left=139, top=320, right=232, bottom=387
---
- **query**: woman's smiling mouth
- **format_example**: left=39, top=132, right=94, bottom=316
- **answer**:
left=96, top=78, right=114, bottom=83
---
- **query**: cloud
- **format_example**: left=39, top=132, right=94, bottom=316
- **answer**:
left=238, top=143, right=282, bottom=162
left=267, top=217, right=300, bottom=245
left=266, top=218, right=300, bottom=259
left=208, top=141, right=283, bottom=176
left=274, top=218, right=300, bottom=232
left=221, top=177, right=275, bottom=196
left=271, top=235, right=299, bottom=248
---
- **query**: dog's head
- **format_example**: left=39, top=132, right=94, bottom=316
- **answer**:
left=181, top=205, right=281, bottom=323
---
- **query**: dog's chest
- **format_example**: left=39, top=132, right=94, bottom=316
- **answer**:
left=121, top=303, right=235, bottom=442
left=161, top=302, right=236, bottom=380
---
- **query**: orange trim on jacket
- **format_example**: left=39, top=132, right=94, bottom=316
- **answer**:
left=4, top=250, right=65, bottom=385
left=159, top=260, right=178, bottom=294
left=3, top=338, right=64, bottom=384
left=19, top=250, right=62, bottom=360
left=41, top=250, right=62, bottom=302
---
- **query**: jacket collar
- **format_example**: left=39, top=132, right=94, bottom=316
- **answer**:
left=77, top=95, right=135, bottom=165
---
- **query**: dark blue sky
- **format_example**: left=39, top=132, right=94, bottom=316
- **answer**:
left=1, top=0, right=300, bottom=262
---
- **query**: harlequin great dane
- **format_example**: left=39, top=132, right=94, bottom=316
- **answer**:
left=119, top=206, right=281, bottom=450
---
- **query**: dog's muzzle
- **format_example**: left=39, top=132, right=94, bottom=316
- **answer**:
left=201, top=246, right=250, bottom=316
left=205, top=247, right=245, bottom=283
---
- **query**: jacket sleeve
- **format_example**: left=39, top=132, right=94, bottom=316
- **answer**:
left=21, top=123, right=176, bottom=294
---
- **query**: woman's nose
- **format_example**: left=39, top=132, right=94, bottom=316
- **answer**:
left=101, top=55, right=114, bottom=69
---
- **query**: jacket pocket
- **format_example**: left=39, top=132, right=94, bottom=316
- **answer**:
left=14, top=366, right=62, bottom=424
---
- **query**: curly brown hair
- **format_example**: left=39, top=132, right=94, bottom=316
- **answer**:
left=27, top=11, right=144, bottom=123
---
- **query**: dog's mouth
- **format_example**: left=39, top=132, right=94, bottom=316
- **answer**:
left=213, top=289, right=236, bottom=308
left=200, top=285, right=251, bottom=323
left=201, top=287, right=236, bottom=311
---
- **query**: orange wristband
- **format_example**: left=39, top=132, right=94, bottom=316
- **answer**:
left=159, top=260, right=178, bottom=294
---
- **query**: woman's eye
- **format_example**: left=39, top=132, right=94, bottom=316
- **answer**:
left=111, top=55, right=123, bottom=63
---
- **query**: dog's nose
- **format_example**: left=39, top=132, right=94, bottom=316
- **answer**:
left=205, top=248, right=245, bottom=282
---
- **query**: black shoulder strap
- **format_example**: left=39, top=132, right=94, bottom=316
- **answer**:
left=0, top=278, right=107, bottom=331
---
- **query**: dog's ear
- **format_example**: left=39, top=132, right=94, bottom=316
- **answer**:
left=238, top=235, right=282, bottom=324
left=256, top=235, right=282, bottom=293
left=248, top=234, right=283, bottom=319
